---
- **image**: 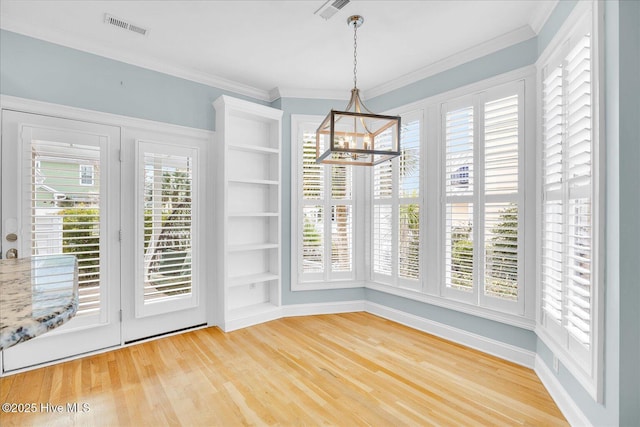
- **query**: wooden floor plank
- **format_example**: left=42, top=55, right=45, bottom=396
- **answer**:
left=0, top=312, right=567, bottom=426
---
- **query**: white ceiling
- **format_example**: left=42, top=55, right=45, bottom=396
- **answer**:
left=0, top=0, right=558, bottom=101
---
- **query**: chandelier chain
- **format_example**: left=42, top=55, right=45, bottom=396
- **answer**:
left=353, top=21, right=358, bottom=89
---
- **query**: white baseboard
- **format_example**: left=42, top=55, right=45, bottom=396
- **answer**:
left=223, top=308, right=283, bottom=332
left=364, top=301, right=536, bottom=368
left=534, top=355, right=592, bottom=427
left=281, top=300, right=366, bottom=317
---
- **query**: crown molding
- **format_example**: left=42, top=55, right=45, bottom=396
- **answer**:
left=362, top=25, right=536, bottom=100
left=269, top=87, right=351, bottom=102
left=4, top=19, right=541, bottom=105
left=529, top=0, right=560, bottom=35
left=0, top=24, right=271, bottom=102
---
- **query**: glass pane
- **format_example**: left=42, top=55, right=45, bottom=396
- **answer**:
left=303, top=132, right=324, bottom=200
left=143, top=153, right=193, bottom=302
left=331, top=205, right=352, bottom=272
left=332, top=164, right=352, bottom=200
left=485, top=95, right=519, bottom=195
left=445, top=203, right=473, bottom=292
left=445, top=106, right=474, bottom=197
left=302, top=205, right=323, bottom=273
left=484, top=203, right=518, bottom=300
left=31, top=140, right=101, bottom=315
left=399, top=204, right=420, bottom=279
left=373, top=204, right=392, bottom=275
left=399, top=120, right=420, bottom=198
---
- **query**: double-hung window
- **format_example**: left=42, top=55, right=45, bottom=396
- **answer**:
left=538, top=5, right=602, bottom=399
left=372, top=112, right=422, bottom=290
left=442, top=82, right=525, bottom=314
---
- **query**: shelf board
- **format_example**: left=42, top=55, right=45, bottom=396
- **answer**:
left=228, top=243, right=279, bottom=252
left=227, top=302, right=280, bottom=322
left=227, top=272, right=279, bottom=288
left=229, top=212, right=279, bottom=217
left=228, top=178, right=278, bottom=186
left=228, top=144, right=279, bottom=154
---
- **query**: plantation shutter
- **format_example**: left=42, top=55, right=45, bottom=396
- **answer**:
left=540, top=32, right=593, bottom=350
left=565, top=34, right=592, bottom=347
left=373, top=154, right=393, bottom=277
left=301, top=133, right=325, bottom=274
left=330, top=164, right=353, bottom=273
left=541, top=64, right=565, bottom=323
left=142, top=151, right=193, bottom=304
left=483, top=94, right=520, bottom=301
left=30, top=140, right=102, bottom=315
left=444, top=105, right=474, bottom=293
left=398, top=119, right=421, bottom=280
left=299, top=129, right=353, bottom=281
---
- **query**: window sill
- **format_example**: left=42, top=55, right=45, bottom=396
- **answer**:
left=365, top=281, right=535, bottom=330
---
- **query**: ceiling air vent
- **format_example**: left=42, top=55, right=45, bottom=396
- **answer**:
left=104, top=14, right=148, bottom=36
left=314, top=0, right=350, bottom=20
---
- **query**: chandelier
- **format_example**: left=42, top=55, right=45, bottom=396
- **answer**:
left=316, top=15, right=401, bottom=166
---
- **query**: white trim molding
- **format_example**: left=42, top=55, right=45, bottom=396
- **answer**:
left=534, top=355, right=592, bottom=427
left=363, top=26, right=536, bottom=100
left=282, top=300, right=366, bottom=318
left=0, top=95, right=214, bottom=141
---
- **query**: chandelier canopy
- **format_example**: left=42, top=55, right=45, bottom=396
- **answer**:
left=316, top=15, right=401, bottom=166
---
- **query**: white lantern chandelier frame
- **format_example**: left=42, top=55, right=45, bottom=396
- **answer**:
left=316, top=15, right=401, bottom=166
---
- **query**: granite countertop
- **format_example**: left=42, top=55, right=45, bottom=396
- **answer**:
left=0, top=255, right=79, bottom=351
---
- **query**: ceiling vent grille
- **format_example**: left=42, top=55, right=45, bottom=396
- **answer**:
left=314, top=0, right=350, bottom=20
left=104, top=14, right=148, bottom=36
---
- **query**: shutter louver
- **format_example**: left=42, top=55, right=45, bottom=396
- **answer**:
left=374, top=161, right=393, bottom=199
left=445, top=107, right=474, bottom=197
left=373, top=204, right=392, bottom=275
left=302, top=205, right=324, bottom=273
left=445, top=205, right=474, bottom=291
left=542, top=64, right=565, bottom=322
left=143, top=152, right=193, bottom=302
left=565, top=34, right=592, bottom=347
left=331, top=205, right=352, bottom=272
left=445, top=106, right=474, bottom=292
left=484, top=95, right=519, bottom=195
left=484, top=203, right=518, bottom=300
left=399, top=204, right=420, bottom=279
left=303, top=135, right=324, bottom=200
left=31, top=141, right=102, bottom=315
left=483, top=94, right=520, bottom=301
left=540, top=33, right=593, bottom=350
left=399, top=120, right=420, bottom=198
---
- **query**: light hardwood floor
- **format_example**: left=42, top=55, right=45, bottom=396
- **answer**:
left=0, top=312, right=567, bottom=426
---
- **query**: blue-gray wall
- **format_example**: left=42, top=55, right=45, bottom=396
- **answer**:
left=2, top=0, right=637, bottom=423
left=0, top=29, right=267, bottom=130
left=617, top=0, right=640, bottom=424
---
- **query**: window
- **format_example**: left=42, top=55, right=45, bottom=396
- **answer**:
left=372, top=113, right=422, bottom=289
left=538, top=5, right=601, bottom=399
left=32, top=141, right=102, bottom=315
left=293, top=117, right=361, bottom=288
left=135, top=141, right=200, bottom=317
left=80, top=164, right=94, bottom=186
left=442, top=82, right=524, bottom=314
left=292, top=74, right=533, bottom=324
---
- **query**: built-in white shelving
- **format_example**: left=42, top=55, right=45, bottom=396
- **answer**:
left=213, top=95, right=283, bottom=332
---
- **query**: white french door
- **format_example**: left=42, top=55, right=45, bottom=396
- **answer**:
left=1, top=108, right=208, bottom=371
left=1, top=111, right=121, bottom=371
left=120, top=127, right=207, bottom=343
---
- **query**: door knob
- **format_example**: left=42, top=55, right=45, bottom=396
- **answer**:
left=6, top=248, right=18, bottom=259
left=5, top=233, right=18, bottom=242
